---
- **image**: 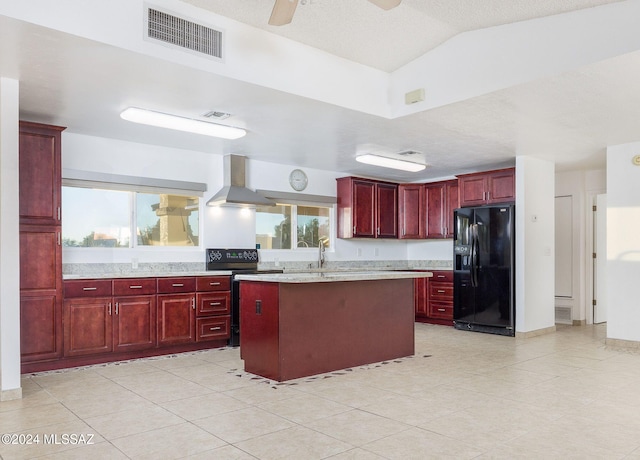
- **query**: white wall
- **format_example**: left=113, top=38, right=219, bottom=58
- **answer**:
left=606, top=142, right=640, bottom=342
left=0, top=78, right=22, bottom=400
left=62, top=133, right=426, bottom=267
left=515, top=156, right=556, bottom=333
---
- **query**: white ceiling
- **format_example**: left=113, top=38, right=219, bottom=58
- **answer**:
left=0, top=0, right=637, bottom=183
left=181, top=0, right=624, bottom=72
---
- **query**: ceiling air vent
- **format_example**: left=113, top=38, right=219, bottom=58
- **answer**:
left=147, top=7, right=223, bottom=59
left=397, top=150, right=423, bottom=157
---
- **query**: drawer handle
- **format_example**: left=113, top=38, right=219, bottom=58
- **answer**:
left=437, top=308, right=446, bottom=312
left=210, top=302, right=222, bottom=306
left=172, top=283, right=184, bottom=287
left=209, top=326, right=222, bottom=331
left=437, top=275, right=446, bottom=278
left=209, top=282, right=221, bottom=286
left=82, top=287, right=97, bottom=291
left=437, top=290, right=446, bottom=293
left=129, top=285, right=143, bottom=289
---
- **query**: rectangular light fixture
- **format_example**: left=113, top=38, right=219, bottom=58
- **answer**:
left=356, top=154, right=426, bottom=172
left=120, top=107, right=246, bottom=140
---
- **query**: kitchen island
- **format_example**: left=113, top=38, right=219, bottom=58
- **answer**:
left=236, top=271, right=432, bottom=381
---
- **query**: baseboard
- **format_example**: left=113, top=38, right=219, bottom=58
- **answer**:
left=606, top=337, right=640, bottom=353
left=573, top=319, right=586, bottom=326
left=515, top=325, right=556, bottom=338
left=1, top=387, right=22, bottom=401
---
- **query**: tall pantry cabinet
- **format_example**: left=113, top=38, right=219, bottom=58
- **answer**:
left=19, top=122, right=65, bottom=365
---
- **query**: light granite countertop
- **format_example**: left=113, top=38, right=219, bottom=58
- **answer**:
left=62, top=271, right=232, bottom=280
left=235, top=270, right=433, bottom=284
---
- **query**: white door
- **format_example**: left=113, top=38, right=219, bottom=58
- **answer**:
left=594, top=194, right=607, bottom=323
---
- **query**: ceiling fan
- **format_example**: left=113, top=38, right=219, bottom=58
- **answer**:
left=269, top=0, right=401, bottom=26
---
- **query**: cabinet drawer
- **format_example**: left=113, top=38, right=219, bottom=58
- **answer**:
left=196, top=316, right=230, bottom=342
left=196, top=292, right=230, bottom=316
left=157, top=277, right=196, bottom=294
left=64, top=279, right=112, bottom=298
left=429, top=282, right=453, bottom=301
left=431, top=271, right=453, bottom=283
left=428, top=302, right=453, bottom=320
left=113, top=278, right=157, bottom=296
left=196, top=276, right=231, bottom=292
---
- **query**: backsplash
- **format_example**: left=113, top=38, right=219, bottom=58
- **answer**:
left=63, top=259, right=452, bottom=277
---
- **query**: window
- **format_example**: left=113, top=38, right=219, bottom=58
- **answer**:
left=62, top=186, right=200, bottom=248
left=256, top=203, right=331, bottom=250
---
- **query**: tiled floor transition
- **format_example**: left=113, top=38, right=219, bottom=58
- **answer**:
left=2, top=323, right=640, bottom=459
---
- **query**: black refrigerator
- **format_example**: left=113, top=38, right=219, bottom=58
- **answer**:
left=453, top=205, right=515, bottom=336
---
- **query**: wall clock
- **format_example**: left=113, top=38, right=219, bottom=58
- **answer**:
left=289, top=169, right=308, bottom=191
left=633, top=155, right=640, bottom=166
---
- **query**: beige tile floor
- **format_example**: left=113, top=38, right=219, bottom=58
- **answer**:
left=2, top=323, right=640, bottom=459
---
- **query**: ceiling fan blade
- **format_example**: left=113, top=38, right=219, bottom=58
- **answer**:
left=367, top=0, right=401, bottom=10
left=269, top=0, right=299, bottom=26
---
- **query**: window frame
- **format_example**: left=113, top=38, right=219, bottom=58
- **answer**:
left=61, top=180, right=203, bottom=251
left=255, top=201, right=335, bottom=252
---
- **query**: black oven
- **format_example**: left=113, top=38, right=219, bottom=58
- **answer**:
left=206, top=248, right=282, bottom=347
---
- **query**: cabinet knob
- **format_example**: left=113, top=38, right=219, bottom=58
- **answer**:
left=108, top=302, right=112, bottom=315
left=115, top=302, right=119, bottom=315
left=191, top=297, right=195, bottom=309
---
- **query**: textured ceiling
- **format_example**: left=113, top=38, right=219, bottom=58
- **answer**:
left=180, top=0, right=624, bottom=71
left=1, top=1, right=638, bottom=184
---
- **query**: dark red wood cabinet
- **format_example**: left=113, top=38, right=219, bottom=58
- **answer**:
left=398, top=184, right=425, bottom=239
left=415, top=271, right=454, bottom=326
left=19, top=122, right=66, bottom=366
left=157, top=277, right=196, bottom=346
left=458, top=167, right=515, bottom=207
left=337, top=177, right=398, bottom=239
left=425, top=180, right=459, bottom=239
left=63, top=279, right=156, bottom=356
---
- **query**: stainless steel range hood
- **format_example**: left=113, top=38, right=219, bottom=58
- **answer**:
left=206, top=155, right=275, bottom=207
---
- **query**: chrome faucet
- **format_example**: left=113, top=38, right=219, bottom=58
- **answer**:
left=318, top=239, right=326, bottom=269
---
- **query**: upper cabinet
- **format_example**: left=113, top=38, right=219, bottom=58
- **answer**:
left=457, top=167, right=515, bottom=207
left=19, top=122, right=65, bottom=226
left=425, top=180, right=459, bottom=239
left=337, top=177, right=398, bottom=238
left=398, top=184, right=425, bottom=239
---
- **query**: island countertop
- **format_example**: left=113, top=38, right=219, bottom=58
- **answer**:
left=235, top=270, right=433, bottom=283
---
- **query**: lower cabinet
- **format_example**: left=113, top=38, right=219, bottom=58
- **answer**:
left=415, top=271, right=453, bottom=326
left=63, top=278, right=156, bottom=357
left=33, top=274, right=232, bottom=372
left=157, top=293, right=196, bottom=346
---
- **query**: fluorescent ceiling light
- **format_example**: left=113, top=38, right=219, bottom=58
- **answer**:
left=356, top=154, right=426, bottom=172
left=120, top=107, right=246, bottom=140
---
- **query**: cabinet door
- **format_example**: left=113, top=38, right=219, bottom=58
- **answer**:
left=487, top=169, right=515, bottom=204
left=113, top=295, right=156, bottom=352
left=352, top=180, right=376, bottom=237
left=458, top=175, right=487, bottom=208
left=157, top=294, right=195, bottom=345
left=20, top=225, right=63, bottom=362
left=414, top=278, right=428, bottom=317
left=376, top=183, right=398, bottom=238
left=64, top=297, right=113, bottom=357
left=20, top=295, right=62, bottom=361
left=444, top=180, right=459, bottom=239
left=19, top=122, right=64, bottom=226
left=425, top=184, right=445, bottom=239
left=398, top=184, right=424, bottom=239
